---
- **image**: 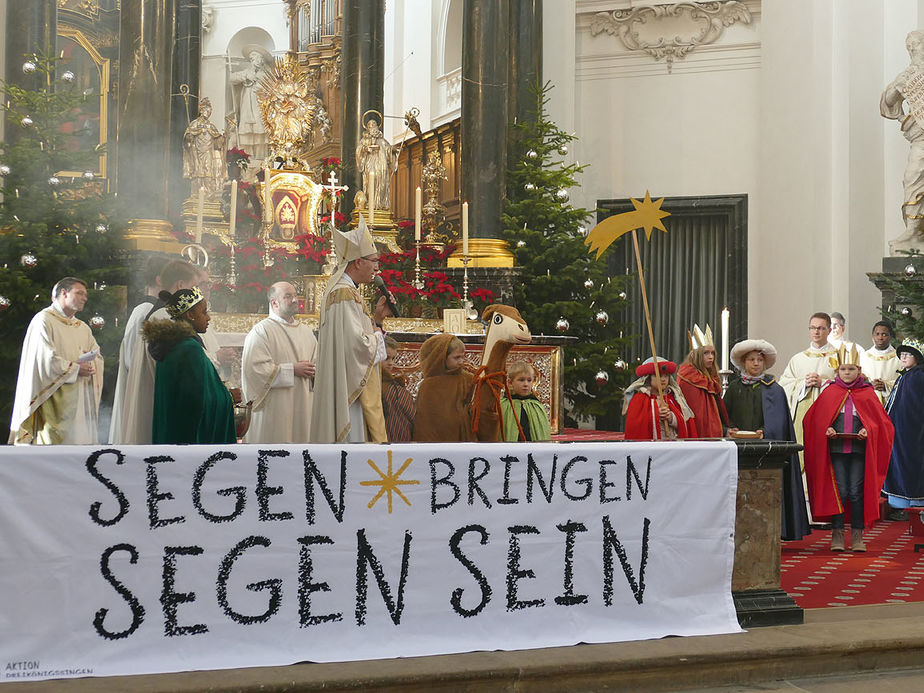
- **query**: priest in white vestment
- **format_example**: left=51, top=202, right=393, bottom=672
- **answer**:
left=860, top=320, right=901, bottom=406
left=108, top=259, right=200, bottom=444
left=310, top=219, right=390, bottom=443
left=108, top=259, right=168, bottom=444
left=779, top=312, right=839, bottom=521
left=242, top=281, right=317, bottom=443
left=9, top=277, right=103, bottom=445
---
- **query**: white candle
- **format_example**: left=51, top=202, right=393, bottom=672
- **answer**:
left=462, top=201, right=469, bottom=257
left=195, top=186, right=204, bottom=244
left=721, top=306, right=730, bottom=371
left=368, top=171, right=375, bottom=228
left=414, top=186, right=422, bottom=242
left=229, top=180, right=238, bottom=238
left=263, top=168, right=272, bottom=225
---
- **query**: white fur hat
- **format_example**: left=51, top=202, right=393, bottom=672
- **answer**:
left=730, top=339, right=777, bottom=372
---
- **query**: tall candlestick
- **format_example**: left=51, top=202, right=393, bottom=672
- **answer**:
left=414, top=186, right=422, bottom=242
left=368, top=171, right=375, bottom=229
left=721, top=306, right=730, bottom=371
left=462, top=201, right=469, bottom=257
left=229, top=180, right=238, bottom=239
left=263, top=167, right=273, bottom=224
left=195, top=186, right=204, bottom=243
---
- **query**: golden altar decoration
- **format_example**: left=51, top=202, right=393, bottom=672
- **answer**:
left=255, top=54, right=328, bottom=261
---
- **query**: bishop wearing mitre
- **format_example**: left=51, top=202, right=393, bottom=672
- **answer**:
left=310, top=219, right=391, bottom=443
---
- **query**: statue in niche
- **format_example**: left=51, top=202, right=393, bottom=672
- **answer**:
left=356, top=113, right=399, bottom=211
left=182, top=97, right=226, bottom=196
left=882, top=30, right=924, bottom=253
left=229, top=44, right=272, bottom=163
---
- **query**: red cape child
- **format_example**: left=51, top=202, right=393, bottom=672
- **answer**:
left=802, top=364, right=895, bottom=527
left=623, top=357, right=698, bottom=440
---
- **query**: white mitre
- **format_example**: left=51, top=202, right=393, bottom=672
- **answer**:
left=321, top=217, right=377, bottom=315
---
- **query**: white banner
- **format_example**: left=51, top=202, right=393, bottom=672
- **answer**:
left=0, top=441, right=740, bottom=682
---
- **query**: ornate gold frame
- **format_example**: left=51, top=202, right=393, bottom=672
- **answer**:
left=56, top=27, right=109, bottom=179
left=260, top=169, right=325, bottom=254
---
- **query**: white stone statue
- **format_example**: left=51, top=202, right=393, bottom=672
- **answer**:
left=182, top=97, right=226, bottom=196
left=881, top=30, right=924, bottom=254
left=229, top=45, right=272, bottom=163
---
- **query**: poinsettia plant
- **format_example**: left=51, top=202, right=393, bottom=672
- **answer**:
left=293, top=233, right=330, bottom=265
left=226, top=147, right=250, bottom=175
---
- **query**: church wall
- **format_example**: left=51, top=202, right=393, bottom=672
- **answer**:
left=383, top=0, right=436, bottom=141
left=571, top=2, right=761, bottom=364
left=565, top=0, right=921, bottom=366
left=757, top=0, right=912, bottom=363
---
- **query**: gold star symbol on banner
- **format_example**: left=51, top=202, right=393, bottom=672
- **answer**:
left=360, top=449, right=420, bottom=513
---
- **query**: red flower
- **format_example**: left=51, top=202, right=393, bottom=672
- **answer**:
left=470, top=288, right=495, bottom=302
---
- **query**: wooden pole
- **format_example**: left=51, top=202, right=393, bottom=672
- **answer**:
left=630, top=228, right=665, bottom=404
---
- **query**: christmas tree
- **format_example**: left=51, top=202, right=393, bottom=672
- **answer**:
left=880, top=251, right=924, bottom=340
left=501, top=82, right=633, bottom=429
left=0, top=51, right=127, bottom=428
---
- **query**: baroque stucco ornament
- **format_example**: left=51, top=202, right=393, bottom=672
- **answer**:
left=590, top=1, right=752, bottom=73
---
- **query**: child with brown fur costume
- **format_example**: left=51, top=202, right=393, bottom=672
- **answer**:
left=413, top=334, right=475, bottom=442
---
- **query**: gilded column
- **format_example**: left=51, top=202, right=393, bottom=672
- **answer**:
left=457, top=0, right=513, bottom=267
left=169, top=0, right=201, bottom=213
left=340, top=0, right=385, bottom=221
left=117, top=0, right=183, bottom=251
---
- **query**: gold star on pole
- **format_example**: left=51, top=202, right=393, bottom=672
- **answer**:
left=360, top=449, right=420, bottom=514
left=584, top=191, right=670, bottom=260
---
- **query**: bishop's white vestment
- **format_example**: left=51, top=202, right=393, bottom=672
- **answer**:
left=242, top=314, right=317, bottom=443
left=9, top=305, right=103, bottom=445
left=310, top=275, right=386, bottom=443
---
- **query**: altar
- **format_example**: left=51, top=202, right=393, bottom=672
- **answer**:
left=209, top=313, right=574, bottom=434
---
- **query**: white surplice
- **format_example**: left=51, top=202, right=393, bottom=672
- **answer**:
left=242, top=314, right=317, bottom=443
left=860, top=345, right=901, bottom=405
left=9, top=305, right=103, bottom=445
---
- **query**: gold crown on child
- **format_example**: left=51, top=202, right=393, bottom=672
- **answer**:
left=687, top=323, right=714, bottom=351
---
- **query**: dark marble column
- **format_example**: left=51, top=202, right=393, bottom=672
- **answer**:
left=340, top=0, right=384, bottom=220
left=507, top=0, right=542, bottom=129
left=4, top=0, right=56, bottom=120
left=116, top=0, right=177, bottom=222
left=461, top=0, right=509, bottom=241
left=169, top=0, right=201, bottom=211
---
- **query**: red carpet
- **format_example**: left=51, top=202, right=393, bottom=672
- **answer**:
left=781, top=520, right=924, bottom=608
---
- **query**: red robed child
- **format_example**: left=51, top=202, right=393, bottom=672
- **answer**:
left=623, top=357, right=698, bottom=440
left=802, top=346, right=894, bottom=533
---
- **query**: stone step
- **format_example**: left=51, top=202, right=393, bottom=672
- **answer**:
left=12, top=603, right=924, bottom=692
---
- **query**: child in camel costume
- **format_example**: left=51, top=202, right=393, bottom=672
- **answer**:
left=413, top=334, right=475, bottom=442
left=414, top=304, right=531, bottom=442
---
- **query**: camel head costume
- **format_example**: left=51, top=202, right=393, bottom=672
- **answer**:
left=471, top=304, right=532, bottom=441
